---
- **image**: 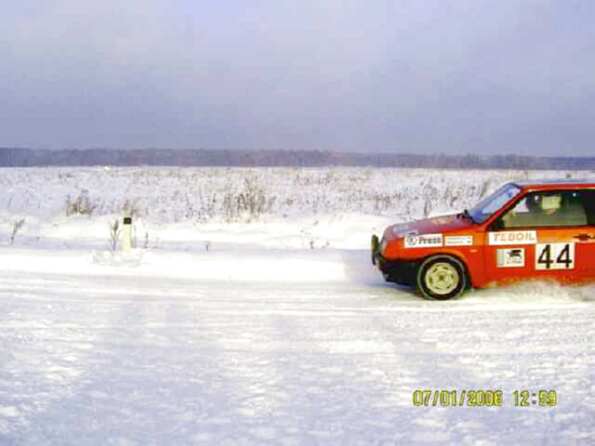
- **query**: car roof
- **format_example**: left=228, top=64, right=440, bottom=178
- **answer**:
left=511, top=178, right=595, bottom=190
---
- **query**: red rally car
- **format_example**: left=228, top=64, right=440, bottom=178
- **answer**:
left=371, top=179, right=595, bottom=300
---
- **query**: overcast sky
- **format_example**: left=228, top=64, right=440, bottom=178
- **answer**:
left=2, top=1, right=595, bottom=155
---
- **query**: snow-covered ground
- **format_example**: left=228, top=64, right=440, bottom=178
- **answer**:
left=0, top=167, right=594, bottom=444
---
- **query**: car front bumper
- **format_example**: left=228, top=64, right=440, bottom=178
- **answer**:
left=371, top=234, right=417, bottom=286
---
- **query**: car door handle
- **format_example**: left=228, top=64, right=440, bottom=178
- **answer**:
left=573, top=233, right=595, bottom=241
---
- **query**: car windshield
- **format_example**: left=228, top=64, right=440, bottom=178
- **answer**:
left=468, top=183, right=522, bottom=224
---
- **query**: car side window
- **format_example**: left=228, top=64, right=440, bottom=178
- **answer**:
left=582, top=189, right=595, bottom=225
left=498, top=190, right=588, bottom=229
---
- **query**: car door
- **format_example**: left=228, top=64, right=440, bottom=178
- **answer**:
left=483, top=191, right=538, bottom=286
left=485, top=189, right=592, bottom=285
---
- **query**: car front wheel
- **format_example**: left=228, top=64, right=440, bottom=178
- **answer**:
left=416, top=255, right=467, bottom=300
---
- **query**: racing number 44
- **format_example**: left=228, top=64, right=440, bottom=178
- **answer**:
left=535, top=243, right=575, bottom=270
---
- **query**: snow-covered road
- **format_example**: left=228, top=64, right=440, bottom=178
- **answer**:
left=1, top=248, right=594, bottom=445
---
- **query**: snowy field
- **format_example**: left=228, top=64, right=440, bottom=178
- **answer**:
left=0, top=166, right=590, bottom=250
left=0, top=167, right=594, bottom=445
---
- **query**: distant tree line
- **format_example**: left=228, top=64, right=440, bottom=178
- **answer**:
left=0, top=147, right=594, bottom=170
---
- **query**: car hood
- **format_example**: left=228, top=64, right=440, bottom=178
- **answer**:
left=384, top=213, right=475, bottom=240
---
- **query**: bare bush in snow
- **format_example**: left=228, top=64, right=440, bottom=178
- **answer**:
left=122, top=199, right=142, bottom=218
left=223, top=177, right=275, bottom=222
left=109, top=219, right=120, bottom=251
left=66, top=189, right=96, bottom=216
left=9, top=218, right=25, bottom=245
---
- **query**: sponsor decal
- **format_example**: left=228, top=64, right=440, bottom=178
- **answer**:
left=497, top=248, right=525, bottom=268
left=444, top=235, right=473, bottom=247
left=488, top=231, right=537, bottom=246
left=404, top=233, right=443, bottom=248
left=535, top=243, right=575, bottom=270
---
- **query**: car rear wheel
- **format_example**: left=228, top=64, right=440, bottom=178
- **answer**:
left=416, top=255, right=467, bottom=300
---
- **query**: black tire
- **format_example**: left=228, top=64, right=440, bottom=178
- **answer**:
left=416, top=255, right=467, bottom=300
